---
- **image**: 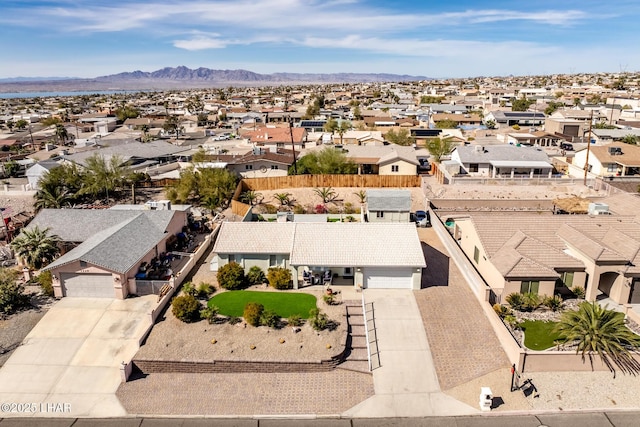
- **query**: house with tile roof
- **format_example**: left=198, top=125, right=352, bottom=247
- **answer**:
left=212, top=222, right=426, bottom=290
left=342, top=144, right=420, bottom=175
left=243, top=126, right=307, bottom=148
left=27, top=208, right=189, bottom=299
left=451, top=213, right=640, bottom=305
left=572, top=142, right=640, bottom=177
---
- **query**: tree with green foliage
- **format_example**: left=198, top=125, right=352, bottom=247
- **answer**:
left=171, top=294, right=201, bottom=322
left=555, top=301, right=640, bottom=377
left=594, top=122, right=617, bottom=130
left=0, top=268, right=29, bottom=315
left=81, top=154, right=130, bottom=200
left=313, top=187, right=338, bottom=204
left=621, top=134, right=639, bottom=145
left=352, top=105, right=362, bottom=120
left=10, top=226, right=61, bottom=270
left=240, top=190, right=262, bottom=206
left=385, top=128, right=415, bottom=146
left=485, top=119, right=497, bottom=129
left=41, top=117, right=62, bottom=127
left=35, top=163, right=84, bottom=205
left=324, top=117, right=338, bottom=134
left=34, top=185, right=72, bottom=211
left=267, top=266, right=292, bottom=290
left=163, top=115, right=183, bottom=137
left=15, top=119, right=28, bottom=130
left=290, top=147, right=357, bottom=175
left=246, top=266, right=266, bottom=286
left=419, top=95, right=445, bottom=104
left=511, top=96, right=535, bottom=112
left=55, top=123, right=69, bottom=145
left=114, top=105, right=139, bottom=122
left=303, top=94, right=325, bottom=119
left=166, top=166, right=238, bottom=210
left=435, top=119, right=458, bottom=129
left=545, top=101, right=565, bottom=116
left=336, top=120, right=352, bottom=145
left=216, top=261, right=246, bottom=290
left=426, top=137, right=454, bottom=162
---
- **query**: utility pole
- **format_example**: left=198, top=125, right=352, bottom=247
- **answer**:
left=583, top=110, right=594, bottom=186
left=289, top=116, right=297, bottom=175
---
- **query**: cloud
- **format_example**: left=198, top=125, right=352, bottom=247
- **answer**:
left=173, top=36, right=228, bottom=50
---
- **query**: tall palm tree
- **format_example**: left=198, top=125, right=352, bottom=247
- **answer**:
left=55, top=124, right=69, bottom=145
left=34, top=185, right=72, bottom=211
left=554, top=301, right=640, bottom=377
left=10, top=226, right=61, bottom=270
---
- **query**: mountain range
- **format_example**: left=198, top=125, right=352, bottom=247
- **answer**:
left=0, top=66, right=428, bottom=93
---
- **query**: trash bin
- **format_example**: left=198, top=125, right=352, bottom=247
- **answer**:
left=479, top=387, right=493, bottom=411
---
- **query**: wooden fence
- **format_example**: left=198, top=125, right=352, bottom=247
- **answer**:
left=242, top=174, right=421, bottom=191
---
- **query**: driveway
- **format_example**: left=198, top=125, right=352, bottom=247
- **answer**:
left=0, top=296, right=155, bottom=418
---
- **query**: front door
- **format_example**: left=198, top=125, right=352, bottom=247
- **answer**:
left=629, top=279, right=640, bottom=304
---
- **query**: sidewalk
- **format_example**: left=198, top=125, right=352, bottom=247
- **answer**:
left=343, top=289, right=477, bottom=417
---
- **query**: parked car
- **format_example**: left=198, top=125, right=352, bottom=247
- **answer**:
left=414, top=210, right=431, bottom=227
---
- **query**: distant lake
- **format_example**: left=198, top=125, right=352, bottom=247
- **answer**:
left=0, top=90, right=146, bottom=99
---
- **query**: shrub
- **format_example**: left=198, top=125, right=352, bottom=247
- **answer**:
left=200, top=305, right=219, bottom=324
left=344, top=202, right=355, bottom=214
left=293, top=205, right=306, bottom=214
left=260, top=309, right=280, bottom=328
left=263, top=204, right=278, bottom=214
left=228, top=316, right=242, bottom=325
left=267, top=266, right=292, bottom=290
left=523, top=293, right=541, bottom=311
left=504, top=315, right=521, bottom=330
left=0, top=272, right=29, bottom=315
left=171, top=294, right=201, bottom=322
left=315, top=204, right=327, bottom=214
left=217, top=262, right=246, bottom=290
left=571, top=286, right=586, bottom=299
left=197, top=282, right=214, bottom=298
left=182, top=281, right=198, bottom=297
left=36, top=270, right=54, bottom=297
left=543, top=295, right=564, bottom=312
left=493, top=303, right=512, bottom=318
left=287, top=314, right=303, bottom=327
left=243, top=302, right=264, bottom=327
left=506, top=293, right=525, bottom=311
left=323, top=293, right=336, bottom=305
left=246, top=266, right=266, bottom=286
left=309, top=307, right=329, bottom=331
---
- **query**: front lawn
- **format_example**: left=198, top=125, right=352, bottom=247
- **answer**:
left=520, top=320, right=562, bottom=351
left=208, top=291, right=317, bottom=318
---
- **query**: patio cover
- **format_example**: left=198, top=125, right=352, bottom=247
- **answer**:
left=489, top=160, right=552, bottom=169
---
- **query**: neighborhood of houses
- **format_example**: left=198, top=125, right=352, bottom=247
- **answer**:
left=3, top=71, right=640, bottom=418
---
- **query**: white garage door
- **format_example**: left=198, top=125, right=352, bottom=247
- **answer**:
left=61, top=273, right=115, bottom=298
left=364, top=268, right=414, bottom=289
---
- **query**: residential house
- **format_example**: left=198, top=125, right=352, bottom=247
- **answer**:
left=364, top=190, right=412, bottom=223
left=449, top=144, right=554, bottom=178
left=28, top=208, right=190, bottom=299
left=209, top=149, right=294, bottom=178
left=573, top=142, right=640, bottom=177
left=212, top=222, right=426, bottom=290
left=342, top=145, right=420, bottom=175
left=243, top=126, right=308, bottom=149
left=484, top=111, right=545, bottom=128
left=452, top=213, right=640, bottom=305
left=25, top=159, right=61, bottom=190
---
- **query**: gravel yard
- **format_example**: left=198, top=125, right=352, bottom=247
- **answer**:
left=136, top=285, right=349, bottom=363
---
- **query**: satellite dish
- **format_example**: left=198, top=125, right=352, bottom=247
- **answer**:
left=260, top=166, right=267, bottom=173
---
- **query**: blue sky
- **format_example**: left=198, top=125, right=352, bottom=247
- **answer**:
left=1, top=0, right=639, bottom=79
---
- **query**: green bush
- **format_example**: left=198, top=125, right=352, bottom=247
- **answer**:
left=293, top=205, right=306, bottom=214
left=0, top=272, right=29, bottom=315
left=267, top=266, right=292, bottom=290
left=505, top=293, right=525, bottom=311
left=228, top=316, right=242, bottom=325
left=323, top=293, right=336, bottom=305
left=493, top=303, right=511, bottom=318
left=200, top=305, right=219, bottom=324
left=217, top=262, right=246, bottom=290
left=197, top=282, right=214, bottom=298
left=571, top=286, right=585, bottom=299
left=246, top=266, right=266, bottom=286
left=260, top=309, right=280, bottom=328
left=263, top=204, right=278, bottom=214
left=504, top=315, right=521, bottom=330
left=181, top=281, right=198, bottom=297
left=543, top=295, right=564, bottom=312
left=309, top=307, right=329, bottom=331
left=287, top=314, right=303, bottom=327
left=171, top=294, right=201, bottom=322
left=243, top=302, right=264, bottom=327
left=523, top=293, right=541, bottom=311
left=36, top=271, right=54, bottom=297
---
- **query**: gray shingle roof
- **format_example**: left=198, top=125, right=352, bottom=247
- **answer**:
left=61, top=140, right=189, bottom=167
left=454, top=145, right=551, bottom=164
left=366, top=190, right=412, bottom=212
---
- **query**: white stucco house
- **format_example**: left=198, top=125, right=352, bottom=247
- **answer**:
left=364, top=189, right=412, bottom=223
left=212, top=222, right=426, bottom=290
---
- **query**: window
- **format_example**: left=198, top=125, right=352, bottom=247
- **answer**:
left=245, top=165, right=253, bottom=170
left=79, top=261, right=87, bottom=267
left=607, top=164, right=616, bottom=173
left=561, top=271, right=574, bottom=288
left=228, top=254, right=236, bottom=263
left=469, top=163, right=479, bottom=173
left=269, top=255, right=285, bottom=267
left=520, top=280, right=540, bottom=294
left=473, top=246, right=480, bottom=263
left=376, top=211, right=384, bottom=218
left=271, top=165, right=278, bottom=169
left=391, top=165, right=399, bottom=172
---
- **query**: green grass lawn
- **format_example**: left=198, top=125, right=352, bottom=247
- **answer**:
left=520, top=320, right=562, bottom=351
left=208, top=290, right=317, bottom=318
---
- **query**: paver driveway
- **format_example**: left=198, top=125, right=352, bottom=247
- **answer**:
left=0, top=296, right=155, bottom=418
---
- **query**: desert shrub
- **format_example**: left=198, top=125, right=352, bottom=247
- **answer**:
left=217, top=262, right=246, bottom=290
left=200, top=305, right=219, bottom=324
left=181, top=281, right=198, bottom=297
left=293, top=204, right=306, bottom=214
left=571, top=286, right=585, bottom=299
left=228, top=316, right=242, bottom=325
left=36, top=270, right=54, bottom=297
left=0, top=269, right=29, bottom=315
left=523, top=292, right=541, bottom=311
left=505, top=293, right=525, bottom=311
left=323, top=293, right=336, bottom=305
left=260, top=309, right=280, bottom=328
left=309, top=307, right=329, bottom=331
left=543, top=295, right=564, bottom=312
left=243, top=302, right=264, bottom=327
left=267, top=266, right=292, bottom=290
left=504, top=315, right=521, bottom=329
left=344, top=202, right=355, bottom=214
left=287, top=314, right=303, bottom=327
left=344, top=215, right=355, bottom=222
left=493, top=303, right=511, bottom=318
left=263, top=204, right=278, bottom=214
left=197, top=282, right=215, bottom=298
left=327, top=206, right=340, bottom=214
left=171, top=294, right=201, bottom=322
left=315, top=204, right=327, bottom=214
left=246, top=266, right=266, bottom=286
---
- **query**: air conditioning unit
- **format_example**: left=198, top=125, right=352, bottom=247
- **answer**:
left=608, top=147, right=622, bottom=155
left=588, top=202, right=610, bottom=215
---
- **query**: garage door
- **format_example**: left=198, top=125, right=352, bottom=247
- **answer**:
left=61, top=273, right=115, bottom=298
left=364, top=268, right=414, bottom=289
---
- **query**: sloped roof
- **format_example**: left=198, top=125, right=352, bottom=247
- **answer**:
left=454, top=144, right=551, bottom=164
left=212, top=222, right=295, bottom=254
left=366, top=190, right=412, bottom=212
left=61, top=140, right=189, bottom=167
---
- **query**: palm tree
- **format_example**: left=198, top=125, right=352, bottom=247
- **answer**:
left=337, top=121, right=352, bottom=145
left=81, top=154, right=129, bottom=201
left=34, top=185, right=72, bottom=211
left=10, top=226, right=61, bottom=270
left=354, top=189, right=367, bottom=204
left=55, top=124, right=69, bottom=145
left=273, top=192, right=292, bottom=206
left=313, top=187, right=338, bottom=204
left=240, top=190, right=262, bottom=206
left=554, top=301, right=640, bottom=377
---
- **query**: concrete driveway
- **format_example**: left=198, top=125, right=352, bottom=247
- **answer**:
left=0, top=296, right=155, bottom=418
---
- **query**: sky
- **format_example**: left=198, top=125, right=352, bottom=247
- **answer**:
left=1, top=0, right=640, bottom=79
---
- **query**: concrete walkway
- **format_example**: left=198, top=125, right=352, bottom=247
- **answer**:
left=343, top=289, right=477, bottom=417
left=0, top=296, right=155, bottom=418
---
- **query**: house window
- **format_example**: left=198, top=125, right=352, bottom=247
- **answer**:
left=607, top=164, right=616, bottom=173
left=269, top=255, right=285, bottom=267
left=79, top=261, right=87, bottom=268
left=520, top=280, right=540, bottom=294
left=228, top=254, right=236, bottom=263
left=245, top=165, right=253, bottom=170
left=391, top=165, right=399, bottom=172
left=271, top=165, right=278, bottom=169
left=376, top=211, right=384, bottom=218
left=561, top=271, right=574, bottom=288
left=469, top=163, right=479, bottom=173
left=473, top=246, right=480, bottom=263
left=276, top=143, right=284, bottom=148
